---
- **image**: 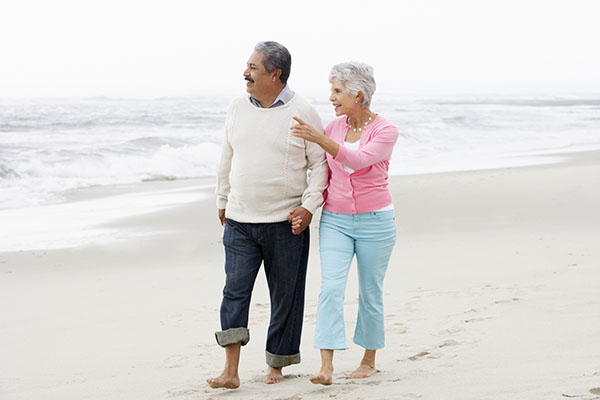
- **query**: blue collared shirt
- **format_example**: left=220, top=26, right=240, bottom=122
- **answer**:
left=249, top=84, right=295, bottom=108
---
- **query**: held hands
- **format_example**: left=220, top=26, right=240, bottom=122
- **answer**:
left=221, top=206, right=312, bottom=234
left=287, top=206, right=313, bottom=235
left=290, top=116, right=321, bottom=143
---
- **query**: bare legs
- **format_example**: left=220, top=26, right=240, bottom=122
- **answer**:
left=207, top=343, right=289, bottom=388
left=309, top=349, right=334, bottom=385
left=347, top=349, right=377, bottom=379
left=265, top=366, right=284, bottom=384
left=206, top=343, right=241, bottom=389
left=310, top=349, right=378, bottom=385
left=208, top=345, right=378, bottom=388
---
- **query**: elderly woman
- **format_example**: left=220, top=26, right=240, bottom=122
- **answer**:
left=290, top=62, right=398, bottom=385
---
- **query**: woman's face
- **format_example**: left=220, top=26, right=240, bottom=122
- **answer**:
left=329, top=78, right=359, bottom=117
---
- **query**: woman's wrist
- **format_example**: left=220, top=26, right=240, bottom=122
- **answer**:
left=322, top=136, right=339, bottom=158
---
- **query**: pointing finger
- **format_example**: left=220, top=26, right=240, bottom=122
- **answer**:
left=292, top=116, right=306, bottom=125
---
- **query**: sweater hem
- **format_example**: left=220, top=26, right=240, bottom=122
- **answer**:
left=226, top=212, right=291, bottom=224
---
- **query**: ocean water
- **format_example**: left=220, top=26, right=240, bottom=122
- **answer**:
left=1, top=94, right=600, bottom=210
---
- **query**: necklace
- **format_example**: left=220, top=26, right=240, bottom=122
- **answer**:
left=348, top=112, right=374, bottom=133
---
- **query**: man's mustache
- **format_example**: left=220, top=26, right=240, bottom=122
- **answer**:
left=245, top=76, right=254, bottom=83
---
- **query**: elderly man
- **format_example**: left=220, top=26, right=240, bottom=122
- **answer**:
left=207, top=41, right=328, bottom=389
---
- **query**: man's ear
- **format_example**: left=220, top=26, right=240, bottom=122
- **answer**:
left=271, top=69, right=282, bottom=82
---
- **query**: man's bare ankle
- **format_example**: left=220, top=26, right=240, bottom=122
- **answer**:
left=265, top=366, right=284, bottom=384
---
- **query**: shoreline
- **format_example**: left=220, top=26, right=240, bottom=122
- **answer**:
left=2, top=146, right=600, bottom=215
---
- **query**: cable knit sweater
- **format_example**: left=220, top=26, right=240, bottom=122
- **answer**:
left=216, top=95, right=328, bottom=223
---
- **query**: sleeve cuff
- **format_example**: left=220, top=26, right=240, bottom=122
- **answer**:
left=216, top=196, right=227, bottom=209
left=334, top=144, right=346, bottom=162
left=301, top=195, right=322, bottom=215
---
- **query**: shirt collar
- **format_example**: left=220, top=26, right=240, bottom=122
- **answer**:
left=249, top=84, right=295, bottom=108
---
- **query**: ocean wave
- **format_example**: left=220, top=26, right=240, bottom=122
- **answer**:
left=0, top=142, right=221, bottom=208
left=2, top=94, right=600, bottom=209
left=0, top=164, right=21, bottom=179
left=432, top=98, right=600, bottom=107
left=0, top=98, right=227, bottom=133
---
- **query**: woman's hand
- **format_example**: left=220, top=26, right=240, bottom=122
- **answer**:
left=290, top=116, right=340, bottom=158
left=287, top=206, right=312, bottom=235
left=290, top=117, right=323, bottom=143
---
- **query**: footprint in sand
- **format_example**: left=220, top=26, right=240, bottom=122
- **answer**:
left=494, top=298, right=520, bottom=304
left=194, top=342, right=210, bottom=349
left=438, top=327, right=462, bottom=336
left=392, top=322, right=408, bottom=334
left=163, top=354, right=188, bottom=369
left=167, top=387, right=205, bottom=398
left=401, top=393, right=422, bottom=399
left=408, top=351, right=441, bottom=361
left=464, top=317, right=493, bottom=323
left=408, top=351, right=429, bottom=360
left=438, top=339, right=459, bottom=348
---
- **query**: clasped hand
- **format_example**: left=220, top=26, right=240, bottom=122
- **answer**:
left=288, top=206, right=312, bottom=235
left=220, top=207, right=312, bottom=235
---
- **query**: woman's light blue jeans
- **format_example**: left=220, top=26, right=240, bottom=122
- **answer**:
left=314, top=209, right=397, bottom=350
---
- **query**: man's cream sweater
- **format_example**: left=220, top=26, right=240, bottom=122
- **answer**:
left=216, top=95, right=328, bottom=223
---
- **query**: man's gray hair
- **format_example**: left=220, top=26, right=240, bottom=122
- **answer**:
left=329, top=62, right=376, bottom=107
left=254, top=41, right=292, bottom=85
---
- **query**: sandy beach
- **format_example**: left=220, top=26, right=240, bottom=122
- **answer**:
left=1, top=151, right=599, bottom=400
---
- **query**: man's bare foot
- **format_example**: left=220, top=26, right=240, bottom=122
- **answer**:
left=346, top=363, right=377, bottom=379
left=206, top=371, right=240, bottom=389
left=265, top=366, right=284, bottom=384
left=309, top=366, right=333, bottom=385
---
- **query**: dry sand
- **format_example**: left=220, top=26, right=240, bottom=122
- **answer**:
left=1, top=151, right=599, bottom=399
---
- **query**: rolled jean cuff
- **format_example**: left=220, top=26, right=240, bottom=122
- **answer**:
left=265, top=351, right=301, bottom=368
left=215, top=327, right=249, bottom=347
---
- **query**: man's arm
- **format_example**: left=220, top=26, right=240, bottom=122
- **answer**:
left=288, top=107, right=328, bottom=235
left=215, top=106, right=234, bottom=227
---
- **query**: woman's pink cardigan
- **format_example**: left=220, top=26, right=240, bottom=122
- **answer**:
left=323, top=115, right=399, bottom=214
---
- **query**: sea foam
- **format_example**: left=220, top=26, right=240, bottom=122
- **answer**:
left=1, top=94, right=599, bottom=209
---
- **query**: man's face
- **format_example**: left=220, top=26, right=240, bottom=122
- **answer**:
left=244, top=51, right=276, bottom=99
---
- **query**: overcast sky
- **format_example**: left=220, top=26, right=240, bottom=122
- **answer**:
left=1, top=0, right=599, bottom=97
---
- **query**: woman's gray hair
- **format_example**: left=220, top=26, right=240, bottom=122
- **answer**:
left=254, top=41, right=292, bottom=85
left=329, top=62, right=376, bottom=107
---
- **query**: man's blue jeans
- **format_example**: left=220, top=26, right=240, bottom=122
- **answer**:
left=215, top=218, right=310, bottom=368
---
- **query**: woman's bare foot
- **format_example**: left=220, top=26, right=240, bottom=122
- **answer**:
left=346, top=363, right=378, bottom=379
left=309, top=366, right=333, bottom=385
left=206, top=371, right=240, bottom=389
left=265, top=366, right=284, bottom=384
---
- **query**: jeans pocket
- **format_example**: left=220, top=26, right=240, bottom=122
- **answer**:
left=223, top=220, right=231, bottom=244
left=223, top=219, right=243, bottom=247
